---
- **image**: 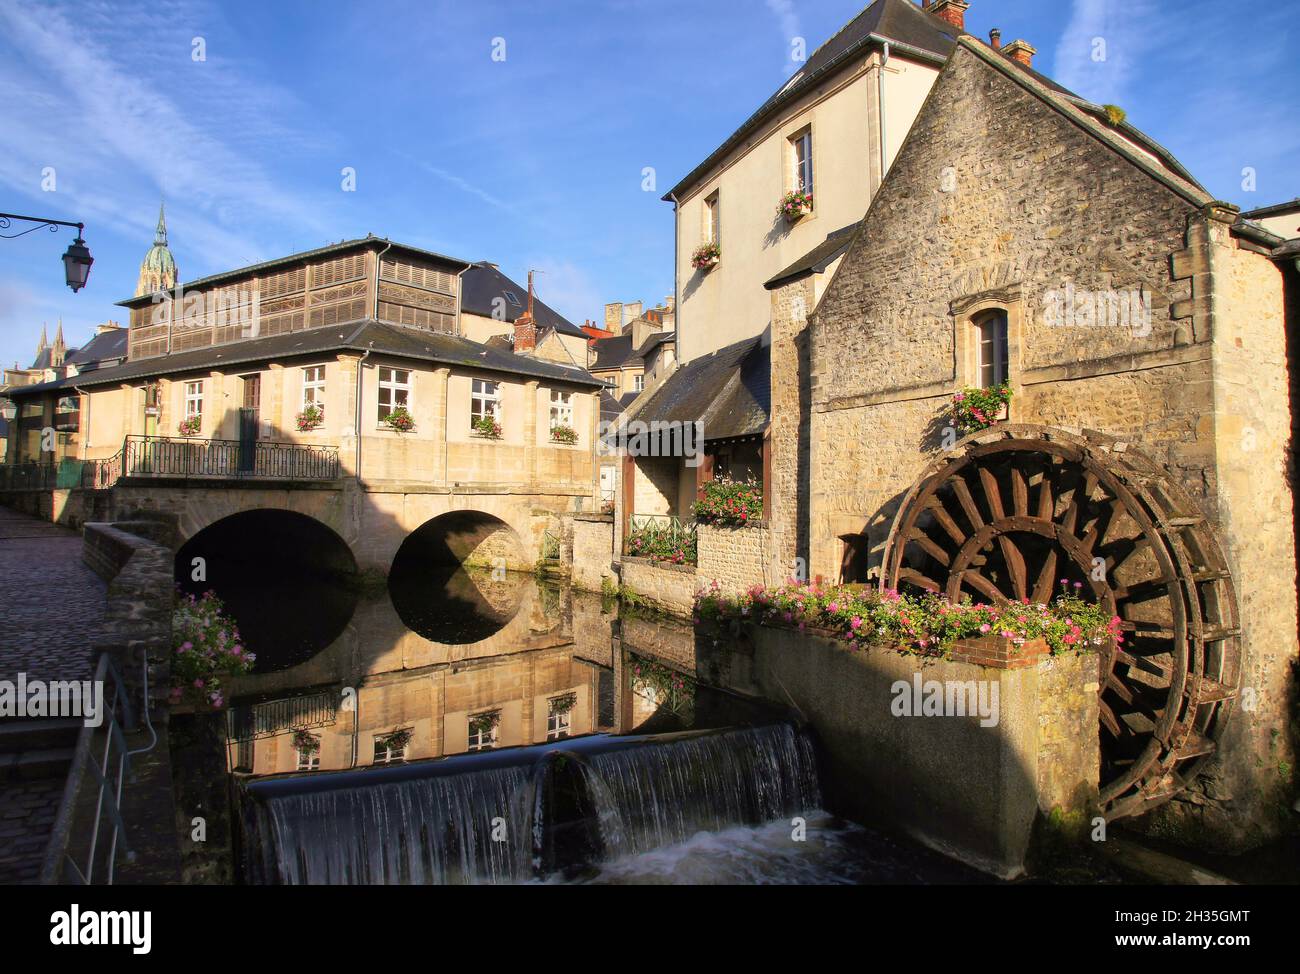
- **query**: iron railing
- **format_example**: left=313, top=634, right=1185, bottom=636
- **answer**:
left=625, top=514, right=697, bottom=560
left=43, top=653, right=140, bottom=885
left=541, top=530, right=562, bottom=564
left=227, top=691, right=339, bottom=743
left=0, top=434, right=341, bottom=489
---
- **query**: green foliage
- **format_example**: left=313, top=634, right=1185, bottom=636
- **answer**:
left=550, top=424, right=578, bottom=444
left=471, top=414, right=502, bottom=438
left=692, top=477, right=763, bottom=526
left=693, top=579, right=1120, bottom=657
left=296, top=404, right=324, bottom=431
left=691, top=241, right=721, bottom=269
left=384, top=406, right=416, bottom=432
left=171, top=589, right=255, bottom=709
left=952, top=383, right=1012, bottom=435
left=627, top=520, right=697, bottom=565
left=1103, top=104, right=1127, bottom=125
left=777, top=189, right=814, bottom=219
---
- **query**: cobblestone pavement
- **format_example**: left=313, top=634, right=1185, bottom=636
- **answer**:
left=0, top=776, right=64, bottom=884
left=0, top=506, right=104, bottom=683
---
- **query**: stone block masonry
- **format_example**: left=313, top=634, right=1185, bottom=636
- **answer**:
left=697, top=522, right=770, bottom=595
left=620, top=558, right=697, bottom=617
left=569, top=513, right=615, bottom=593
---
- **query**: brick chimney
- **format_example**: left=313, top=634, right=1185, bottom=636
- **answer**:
left=988, top=28, right=1002, bottom=51
left=929, top=0, right=969, bottom=30
left=1004, top=39, right=1037, bottom=67
left=514, top=269, right=538, bottom=353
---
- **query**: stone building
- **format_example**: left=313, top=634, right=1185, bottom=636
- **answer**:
left=768, top=35, right=1299, bottom=846
left=459, top=262, right=589, bottom=368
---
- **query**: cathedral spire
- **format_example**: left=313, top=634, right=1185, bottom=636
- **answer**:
left=38, top=322, right=48, bottom=353
left=136, top=198, right=178, bottom=298
left=155, top=201, right=168, bottom=246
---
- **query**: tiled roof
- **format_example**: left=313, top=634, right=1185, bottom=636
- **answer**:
left=627, top=337, right=769, bottom=441
left=461, top=262, right=585, bottom=338
left=765, top=221, right=863, bottom=289
left=4, top=320, right=602, bottom=396
left=66, top=328, right=128, bottom=368
left=588, top=333, right=637, bottom=371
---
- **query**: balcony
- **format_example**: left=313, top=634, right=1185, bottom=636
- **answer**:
left=0, top=434, right=342, bottom=490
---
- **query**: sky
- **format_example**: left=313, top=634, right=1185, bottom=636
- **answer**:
left=0, top=0, right=1296, bottom=371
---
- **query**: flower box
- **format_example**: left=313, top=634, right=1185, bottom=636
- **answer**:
left=472, top=415, right=503, bottom=439
left=691, top=242, right=720, bottom=271
left=177, top=415, right=201, bottom=437
left=383, top=406, right=415, bottom=433
left=550, top=425, right=578, bottom=444
left=778, top=190, right=814, bottom=221
left=296, top=404, right=324, bottom=432
left=952, top=383, right=1012, bottom=436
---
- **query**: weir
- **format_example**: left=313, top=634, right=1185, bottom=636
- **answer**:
left=239, top=722, right=820, bottom=884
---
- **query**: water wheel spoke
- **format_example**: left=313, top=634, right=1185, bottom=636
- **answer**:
left=926, top=497, right=967, bottom=547
left=996, top=534, right=1029, bottom=602
left=960, top=570, right=1009, bottom=605
left=950, top=475, right=985, bottom=532
left=1099, top=699, right=1124, bottom=738
left=1037, top=471, right=1054, bottom=520
left=1030, top=549, right=1058, bottom=605
left=978, top=467, right=1005, bottom=520
left=910, top=531, right=952, bottom=567
left=898, top=567, right=943, bottom=593
left=1010, top=466, right=1029, bottom=516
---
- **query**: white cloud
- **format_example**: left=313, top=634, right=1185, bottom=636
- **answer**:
left=766, top=0, right=802, bottom=74
left=1051, top=0, right=1160, bottom=106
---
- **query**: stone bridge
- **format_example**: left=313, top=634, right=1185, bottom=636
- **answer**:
left=1, top=479, right=588, bottom=576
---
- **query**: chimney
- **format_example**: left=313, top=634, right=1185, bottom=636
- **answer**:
left=514, top=270, right=537, bottom=353
left=96, top=320, right=121, bottom=334
left=988, top=28, right=1001, bottom=51
left=929, top=0, right=968, bottom=30
left=604, top=301, right=623, bottom=331
left=1004, top=39, right=1037, bottom=67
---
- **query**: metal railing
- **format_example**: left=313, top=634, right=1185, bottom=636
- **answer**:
left=228, top=691, right=339, bottom=743
left=541, top=530, right=562, bottom=564
left=624, top=514, right=697, bottom=561
left=44, top=653, right=140, bottom=885
left=0, top=434, right=341, bottom=490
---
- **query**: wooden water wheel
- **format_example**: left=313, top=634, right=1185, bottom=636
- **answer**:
left=880, top=425, right=1241, bottom=820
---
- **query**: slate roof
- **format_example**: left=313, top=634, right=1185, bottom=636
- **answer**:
left=4, top=321, right=602, bottom=397
left=588, top=333, right=637, bottom=371
left=461, top=262, right=585, bottom=338
left=1243, top=198, right=1300, bottom=220
left=636, top=329, right=675, bottom=358
left=66, top=328, right=128, bottom=369
left=664, top=0, right=1199, bottom=202
left=765, top=221, right=863, bottom=289
left=627, top=337, right=769, bottom=442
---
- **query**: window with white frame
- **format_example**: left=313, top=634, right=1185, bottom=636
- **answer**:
left=632, top=374, right=644, bottom=393
left=791, top=128, right=813, bottom=195
left=377, top=367, right=411, bottom=421
left=373, top=731, right=410, bottom=765
left=296, top=739, right=320, bottom=771
left=975, top=310, right=1010, bottom=388
left=546, top=702, right=571, bottom=742
left=471, top=378, right=501, bottom=425
left=184, top=380, right=204, bottom=418
left=549, top=389, right=573, bottom=428
left=467, top=712, right=499, bottom=752
left=302, top=365, right=326, bottom=414
left=704, top=191, right=720, bottom=245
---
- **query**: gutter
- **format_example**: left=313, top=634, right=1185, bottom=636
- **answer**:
left=354, top=343, right=372, bottom=483
left=878, top=42, right=891, bottom=191
left=669, top=191, right=681, bottom=363
left=73, top=385, right=88, bottom=460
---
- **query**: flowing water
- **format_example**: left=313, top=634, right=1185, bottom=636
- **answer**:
left=204, top=561, right=978, bottom=885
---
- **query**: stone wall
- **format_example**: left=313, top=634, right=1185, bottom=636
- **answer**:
left=697, top=522, right=770, bottom=595
left=0, top=488, right=112, bottom=530
left=619, top=557, right=697, bottom=617
left=82, top=523, right=174, bottom=719
left=743, top=626, right=1099, bottom=879
left=569, top=513, right=614, bottom=593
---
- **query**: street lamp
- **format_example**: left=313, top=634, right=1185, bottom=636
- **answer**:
left=0, top=212, right=93, bottom=292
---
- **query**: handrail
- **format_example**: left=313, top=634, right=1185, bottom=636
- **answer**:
left=41, top=653, right=139, bottom=885
left=0, top=434, right=341, bottom=489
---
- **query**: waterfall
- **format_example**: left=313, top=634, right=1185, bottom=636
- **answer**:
left=241, top=722, right=821, bottom=885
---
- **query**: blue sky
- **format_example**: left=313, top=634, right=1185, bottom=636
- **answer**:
left=1, top=0, right=1296, bottom=371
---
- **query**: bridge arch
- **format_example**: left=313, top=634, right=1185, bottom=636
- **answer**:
left=175, top=508, right=360, bottom=671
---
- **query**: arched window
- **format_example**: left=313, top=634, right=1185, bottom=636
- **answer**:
left=974, top=310, right=1009, bottom=388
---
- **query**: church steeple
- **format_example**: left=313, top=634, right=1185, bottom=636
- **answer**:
left=51, top=320, right=66, bottom=367
left=37, top=322, right=48, bottom=354
left=136, top=199, right=178, bottom=298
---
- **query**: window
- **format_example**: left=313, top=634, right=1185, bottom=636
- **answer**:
left=377, top=367, right=411, bottom=421
left=373, top=731, right=410, bottom=765
left=549, top=389, right=573, bottom=428
left=302, top=366, right=326, bottom=414
left=546, top=698, right=572, bottom=742
left=296, top=739, right=320, bottom=771
left=704, top=191, right=720, bottom=245
left=632, top=374, right=644, bottom=393
left=975, top=311, right=1010, bottom=388
left=791, top=128, right=813, bottom=195
left=471, top=378, right=501, bottom=425
left=184, top=380, right=204, bottom=418
left=467, top=712, right=499, bottom=752
left=503, top=290, right=521, bottom=307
